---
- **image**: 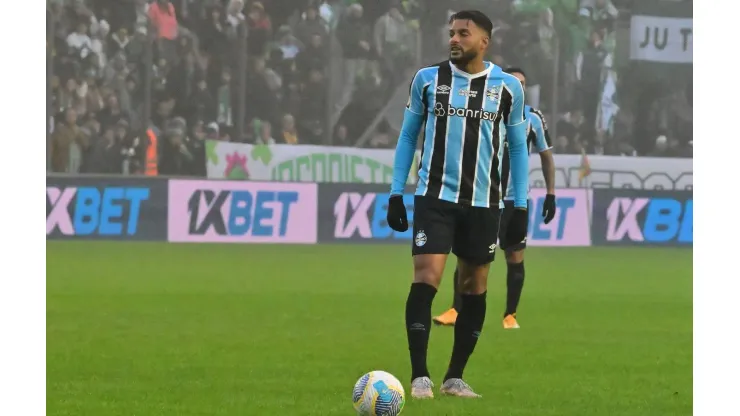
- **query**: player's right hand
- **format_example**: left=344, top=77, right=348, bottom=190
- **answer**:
left=505, top=209, right=528, bottom=246
left=386, top=195, right=409, bottom=232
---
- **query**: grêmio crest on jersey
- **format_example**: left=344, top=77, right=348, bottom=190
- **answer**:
left=486, top=85, right=502, bottom=102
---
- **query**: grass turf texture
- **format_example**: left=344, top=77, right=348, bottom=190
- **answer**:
left=47, top=243, right=692, bottom=416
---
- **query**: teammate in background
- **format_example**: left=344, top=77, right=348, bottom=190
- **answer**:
left=433, top=67, right=557, bottom=329
left=385, top=11, right=530, bottom=399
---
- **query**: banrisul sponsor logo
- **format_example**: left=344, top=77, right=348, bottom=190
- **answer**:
left=434, top=102, right=496, bottom=121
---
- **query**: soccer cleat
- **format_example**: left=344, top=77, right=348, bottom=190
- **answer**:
left=410, top=377, right=434, bottom=399
left=503, top=314, right=520, bottom=329
left=440, top=378, right=482, bottom=398
left=433, top=308, right=458, bottom=326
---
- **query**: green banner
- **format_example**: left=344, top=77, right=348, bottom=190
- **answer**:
left=205, top=141, right=420, bottom=184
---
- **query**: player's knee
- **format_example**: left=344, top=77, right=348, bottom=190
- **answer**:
left=456, top=261, right=489, bottom=295
left=505, top=249, right=524, bottom=264
left=412, top=255, right=445, bottom=288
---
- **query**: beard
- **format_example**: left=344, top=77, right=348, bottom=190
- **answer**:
left=449, top=47, right=477, bottom=66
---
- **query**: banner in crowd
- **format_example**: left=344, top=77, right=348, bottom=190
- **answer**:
left=532, top=154, right=692, bottom=190
left=46, top=176, right=168, bottom=240
left=318, top=184, right=592, bottom=246
left=205, top=141, right=421, bottom=184
left=591, top=189, right=692, bottom=247
left=167, top=180, right=318, bottom=244
left=629, top=0, right=692, bottom=64
left=206, top=142, right=692, bottom=190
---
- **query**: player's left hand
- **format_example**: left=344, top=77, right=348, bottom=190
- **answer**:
left=386, top=195, right=409, bottom=232
left=506, top=208, right=528, bottom=246
left=542, top=194, right=556, bottom=224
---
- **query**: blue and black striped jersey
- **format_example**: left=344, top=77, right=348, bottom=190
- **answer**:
left=392, top=60, right=528, bottom=208
left=499, top=105, right=553, bottom=205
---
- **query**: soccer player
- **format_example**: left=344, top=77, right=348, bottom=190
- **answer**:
left=385, top=10, right=530, bottom=399
left=432, top=67, right=557, bottom=329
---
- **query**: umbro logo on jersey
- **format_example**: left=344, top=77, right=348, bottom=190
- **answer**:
left=434, top=102, right=497, bottom=121
left=436, top=85, right=451, bottom=95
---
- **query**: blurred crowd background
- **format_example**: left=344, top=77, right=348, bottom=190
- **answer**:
left=47, top=0, right=693, bottom=176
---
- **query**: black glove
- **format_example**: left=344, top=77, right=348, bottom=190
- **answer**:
left=505, top=208, right=528, bottom=247
left=386, top=195, right=409, bottom=232
left=542, top=194, right=556, bottom=224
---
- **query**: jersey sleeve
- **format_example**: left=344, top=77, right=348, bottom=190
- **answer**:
left=391, top=69, right=428, bottom=195
left=503, top=77, right=526, bottom=127
left=503, top=77, right=529, bottom=208
left=528, top=109, right=553, bottom=153
left=405, top=69, right=427, bottom=116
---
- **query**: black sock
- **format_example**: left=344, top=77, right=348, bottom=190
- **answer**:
left=505, top=262, right=525, bottom=316
left=452, top=268, right=463, bottom=311
left=445, top=292, right=487, bottom=381
left=405, top=282, right=437, bottom=381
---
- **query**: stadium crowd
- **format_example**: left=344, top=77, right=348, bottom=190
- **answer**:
left=47, top=0, right=692, bottom=176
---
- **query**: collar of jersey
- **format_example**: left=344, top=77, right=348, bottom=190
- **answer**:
left=449, top=61, right=494, bottom=79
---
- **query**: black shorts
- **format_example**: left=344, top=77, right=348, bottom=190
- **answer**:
left=498, top=200, right=528, bottom=252
left=411, top=195, right=500, bottom=265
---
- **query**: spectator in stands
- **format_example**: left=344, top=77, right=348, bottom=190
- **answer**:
left=148, top=0, right=179, bottom=62
left=246, top=2, right=272, bottom=58
left=298, top=68, right=328, bottom=144
left=66, top=22, right=93, bottom=62
left=256, top=120, right=277, bottom=145
left=334, top=124, right=350, bottom=146
left=556, top=110, right=587, bottom=154
left=158, top=126, right=192, bottom=175
left=245, top=57, right=280, bottom=130
left=294, top=4, right=327, bottom=46
left=87, top=124, right=120, bottom=174
left=296, top=33, right=327, bottom=81
left=225, top=0, right=246, bottom=39
left=374, top=1, right=410, bottom=88
left=281, top=114, right=299, bottom=144
left=216, top=68, right=234, bottom=128
left=320, top=0, right=342, bottom=30
left=577, top=29, right=607, bottom=139
left=51, top=108, right=90, bottom=173
left=276, top=25, right=303, bottom=61
left=336, top=4, right=374, bottom=113
left=591, top=0, right=619, bottom=26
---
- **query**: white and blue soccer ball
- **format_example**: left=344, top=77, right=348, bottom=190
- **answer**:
left=352, top=370, right=406, bottom=416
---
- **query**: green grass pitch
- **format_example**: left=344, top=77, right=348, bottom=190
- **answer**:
left=47, top=242, right=692, bottom=416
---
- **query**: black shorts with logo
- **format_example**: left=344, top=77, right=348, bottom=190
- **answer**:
left=498, top=200, right=528, bottom=252
left=411, top=195, right=500, bottom=265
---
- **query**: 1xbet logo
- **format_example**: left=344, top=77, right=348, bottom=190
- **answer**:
left=46, top=187, right=150, bottom=236
left=606, top=197, right=692, bottom=243
left=188, top=190, right=298, bottom=236
left=333, top=192, right=414, bottom=239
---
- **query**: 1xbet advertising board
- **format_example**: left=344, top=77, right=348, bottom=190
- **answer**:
left=319, top=184, right=592, bottom=246
left=591, top=189, right=692, bottom=246
left=46, top=176, right=168, bottom=240
left=167, top=180, right=318, bottom=243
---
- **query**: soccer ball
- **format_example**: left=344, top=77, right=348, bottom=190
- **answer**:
left=352, top=370, right=406, bottom=416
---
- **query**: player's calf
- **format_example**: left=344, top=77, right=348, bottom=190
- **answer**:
left=443, top=260, right=488, bottom=383
left=405, top=254, right=446, bottom=382
left=503, top=249, right=525, bottom=329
